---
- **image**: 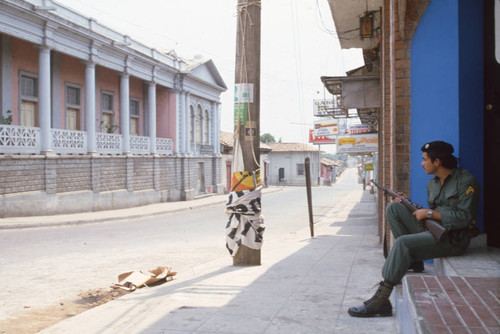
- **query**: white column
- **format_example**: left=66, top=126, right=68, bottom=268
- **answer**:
left=85, top=62, right=96, bottom=153
left=184, top=92, right=190, bottom=154
left=213, top=102, right=221, bottom=155
left=120, top=73, right=130, bottom=154
left=148, top=82, right=156, bottom=154
left=38, top=46, right=52, bottom=154
left=176, top=91, right=184, bottom=154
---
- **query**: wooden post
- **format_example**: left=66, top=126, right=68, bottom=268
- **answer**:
left=233, top=0, right=261, bottom=265
left=305, top=157, right=314, bottom=237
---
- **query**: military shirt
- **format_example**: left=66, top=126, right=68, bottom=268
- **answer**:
left=427, top=168, right=480, bottom=231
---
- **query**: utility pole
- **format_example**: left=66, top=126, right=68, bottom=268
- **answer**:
left=233, top=0, right=261, bottom=265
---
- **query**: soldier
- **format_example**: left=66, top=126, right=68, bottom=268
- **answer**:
left=348, top=140, right=481, bottom=317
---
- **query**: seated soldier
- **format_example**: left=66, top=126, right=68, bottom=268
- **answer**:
left=348, top=140, right=481, bottom=317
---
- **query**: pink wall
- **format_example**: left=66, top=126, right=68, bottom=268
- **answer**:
left=96, top=66, right=119, bottom=132
left=156, top=86, right=176, bottom=145
left=129, top=76, right=144, bottom=136
left=11, top=39, right=38, bottom=125
left=59, top=54, right=85, bottom=129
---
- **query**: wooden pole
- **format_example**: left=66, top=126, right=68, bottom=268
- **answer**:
left=233, top=0, right=261, bottom=265
left=305, top=157, right=314, bottom=237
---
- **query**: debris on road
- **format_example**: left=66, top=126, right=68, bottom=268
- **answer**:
left=111, top=266, right=177, bottom=291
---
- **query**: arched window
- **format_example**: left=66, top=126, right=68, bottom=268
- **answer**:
left=196, top=105, right=202, bottom=145
left=190, top=106, right=195, bottom=147
left=204, top=109, right=210, bottom=144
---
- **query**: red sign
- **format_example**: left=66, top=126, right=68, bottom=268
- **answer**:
left=309, top=129, right=336, bottom=144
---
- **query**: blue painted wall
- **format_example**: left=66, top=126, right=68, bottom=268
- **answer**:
left=410, top=0, right=484, bottom=229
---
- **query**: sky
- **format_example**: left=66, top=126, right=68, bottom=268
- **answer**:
left=55, top=0, right=364, bottom=153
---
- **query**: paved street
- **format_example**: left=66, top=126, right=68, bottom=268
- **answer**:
left=0, top=169, right=363, bottom=324
left=35, top=167, right=398, bottom=333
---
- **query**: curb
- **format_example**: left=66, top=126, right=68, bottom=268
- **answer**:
left=0, top=187, right=285, bottom=230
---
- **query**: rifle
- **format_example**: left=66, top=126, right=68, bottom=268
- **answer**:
left=371, top=179, right=447, bottom=242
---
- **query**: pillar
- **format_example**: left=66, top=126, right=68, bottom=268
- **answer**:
left=39, top=46, right=52, bottom=154
left=85, top=62, right=96, bottom=153
left=148, top=82, right=156, bottom=154
left=120, top=73, right=130, bottom=154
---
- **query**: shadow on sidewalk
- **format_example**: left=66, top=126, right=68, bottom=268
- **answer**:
left=119, top=191, right=394, bottom=333
left=42, top=187, right=395, bottom=333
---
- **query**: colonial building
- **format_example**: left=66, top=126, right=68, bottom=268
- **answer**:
left=0, top=0, right=227, bottom=217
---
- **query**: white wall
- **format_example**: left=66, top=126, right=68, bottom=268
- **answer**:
left=267, top=151, right=320, bottom=186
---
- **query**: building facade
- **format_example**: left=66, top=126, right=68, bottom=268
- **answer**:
left=325, top=0, right=498, bottom=247
left=0, top=0, right=227, bottom=217
left=266, top=143, right=321, bottom=187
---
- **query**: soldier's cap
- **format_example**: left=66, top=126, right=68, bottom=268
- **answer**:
left=421, top=141, right=454, bottom=155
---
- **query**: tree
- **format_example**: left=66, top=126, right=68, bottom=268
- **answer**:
left=260, top=133, right=276, bottom=143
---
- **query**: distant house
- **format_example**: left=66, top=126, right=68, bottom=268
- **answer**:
left=220, top=131, right=270, bottom=193
left=266, top=142, right=321, bottom=186
left=321, top=158, right=337, bottom=185
left=0, top=0, right=226, bottom=217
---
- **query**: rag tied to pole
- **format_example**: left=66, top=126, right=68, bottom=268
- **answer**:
left=225, top=131, right=265, bottom=256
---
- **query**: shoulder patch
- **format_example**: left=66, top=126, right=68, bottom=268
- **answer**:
left=466, top=185, right=475, bottom=196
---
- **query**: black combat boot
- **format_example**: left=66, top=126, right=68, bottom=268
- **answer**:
left=409, top=261, right=424, bottom=273
left=348, top=281, right=394, bottom=317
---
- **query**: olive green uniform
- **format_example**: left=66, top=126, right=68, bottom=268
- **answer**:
left=382, top=168, right=480, bottom=284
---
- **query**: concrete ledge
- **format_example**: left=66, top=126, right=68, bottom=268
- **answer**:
left=434, top=234, right=500, bottom=277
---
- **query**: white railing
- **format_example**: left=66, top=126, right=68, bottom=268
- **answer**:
left=0, top=125, right=175, bottom=156
left=130, top=135, right=150, bottom=154
left=51, top=129, right=87, bottom=154
left=96, top=132, right=122, bottom=155
left=156, top=137, right=173, bottom=155
left=0, top=124, right=41, bottom=154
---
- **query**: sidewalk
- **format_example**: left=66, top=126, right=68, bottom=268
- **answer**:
left=39, top=186, right=399, bottom=333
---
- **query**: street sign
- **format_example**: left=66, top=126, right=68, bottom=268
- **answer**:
left=309, top=129, right=336, bottom=144
left=244, top=121, right=257, bottom=141
left=313, top=99, right=341, bottom=116
left=234, top=103, right=248, bottom=125
left=337, top=133, right=378, bottom=153
left=313, top=118, right=338, bottom=136
left=349, top=124, right=371, bottom=135
left=235, top=83, right=254, bottom=103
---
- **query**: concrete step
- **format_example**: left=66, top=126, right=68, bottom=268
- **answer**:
left=396, top=234, right=500, bottom=333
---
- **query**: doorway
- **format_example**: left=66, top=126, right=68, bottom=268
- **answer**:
left=484, top=0, right=500, bottom=247
left=197, top=162, right=206, bottom=195
left=278, top=167, right=285, bottom=185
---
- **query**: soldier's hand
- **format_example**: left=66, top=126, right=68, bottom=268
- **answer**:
left=412, top=209, right=428, bottom=221
left=392, top=192, right=407, bottom=203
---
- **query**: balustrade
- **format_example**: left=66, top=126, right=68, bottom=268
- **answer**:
left=130, top=135, right=150, bottom=154
left=0, top=125, right=41, bottom=154
left=96, top=132, right=122, bottom=155
left=156, top=137, right=173, bottom=155
left=51, top=129, right=87, bottom=154
left=0, top=125, right=174, bottom=156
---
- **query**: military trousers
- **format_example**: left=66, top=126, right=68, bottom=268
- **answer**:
left=382, top=202, right=468, bottom=284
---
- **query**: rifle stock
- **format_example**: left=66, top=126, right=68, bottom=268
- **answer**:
left=371, top=179, right=447, bottom=242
